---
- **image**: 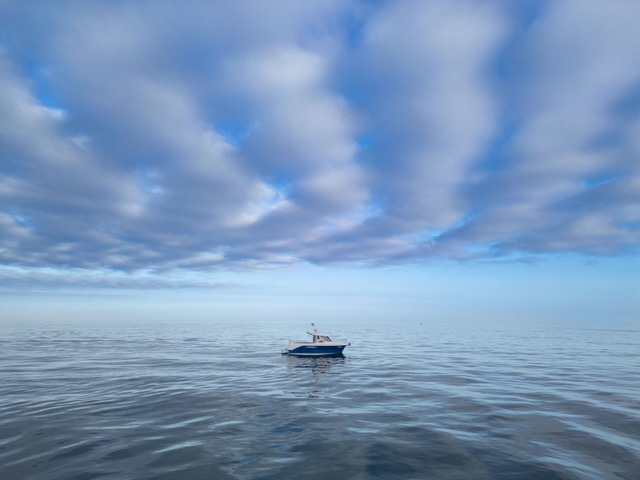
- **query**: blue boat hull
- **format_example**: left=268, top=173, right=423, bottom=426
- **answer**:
left=285, top=345, right=346, bottom=357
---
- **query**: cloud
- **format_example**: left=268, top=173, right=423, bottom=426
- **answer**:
left=224, top=45, right=367, bottom=214
left=443, top=0, right=640, bottom=256
left=347, top=0, right=508, bottom=228
left=0, top=266, right=236, bottom=292
left=0, top=0, right=638, bottom=287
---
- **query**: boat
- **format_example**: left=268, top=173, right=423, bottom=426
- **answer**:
left=282, top=324, right=350, bottom=357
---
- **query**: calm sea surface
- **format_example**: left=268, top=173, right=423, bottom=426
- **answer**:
left=1, top=319, right=638, bottom=480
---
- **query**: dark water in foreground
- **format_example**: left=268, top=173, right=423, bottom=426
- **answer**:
left=1, top=320, right=638, bottom=480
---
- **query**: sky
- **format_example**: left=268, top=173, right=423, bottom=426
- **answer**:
left=1, top=0, right=639, bottom=327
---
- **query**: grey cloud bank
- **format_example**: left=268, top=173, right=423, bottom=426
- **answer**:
left=1, top=0, right=639, bottom=283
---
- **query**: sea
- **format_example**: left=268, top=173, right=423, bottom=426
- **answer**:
left=1, top=319, right=638, bottom=480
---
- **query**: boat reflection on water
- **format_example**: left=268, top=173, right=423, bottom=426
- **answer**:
left=283, top=355, right=349, bottom=399
left=285, top=354, right=346, bottom=371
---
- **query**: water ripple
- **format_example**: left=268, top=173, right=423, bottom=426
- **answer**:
left=0, top=321, right=638, bottom=479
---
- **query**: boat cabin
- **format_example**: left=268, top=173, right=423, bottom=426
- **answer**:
left=309, top=332, right=332, bottom=343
